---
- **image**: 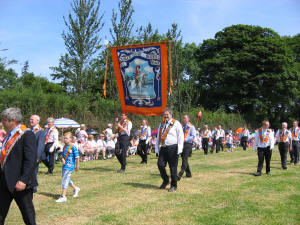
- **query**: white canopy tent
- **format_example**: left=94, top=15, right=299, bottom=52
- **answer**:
left=54, top=118, right=80, bottom=128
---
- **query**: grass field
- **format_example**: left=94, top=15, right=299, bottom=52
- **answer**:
left=5, top=147, right=300, bottom=225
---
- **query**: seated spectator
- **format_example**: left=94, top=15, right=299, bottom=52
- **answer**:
left=84, top=135, right=97, bottom=160
left=128, top=136, right=139, bottom=156
left=106, top=134, right=115, bottom=159
left=148, top=135, right=156, bottom=154
left=96, top=134, right=107, bottom=160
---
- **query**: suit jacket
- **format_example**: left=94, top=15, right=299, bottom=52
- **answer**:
left=0, top=130, right=37, bottom=193
left=35, top=129, right=46, bottom=161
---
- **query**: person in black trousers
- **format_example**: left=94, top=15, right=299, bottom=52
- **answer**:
left=275, top=122, right=292, bottom=170
left=253, top=120, right=275, bottom=176
left=29, top=115, right=45, bottom=192
left=114, top=113, right=132, bottom=173
left=178, top=115, right=196, bottom=180
left=0, top=107, right=37, bottom=225
left=42, top=117, right=59, bottom=174
left=240, top=125, right=249, bottom=150
left=137, top=120, right=151, bottom=164
left=290, top=121, right=300, bottom=165
left=155, top=108, right=184, bottom=192
left=201, top=125, right=211, bottom=155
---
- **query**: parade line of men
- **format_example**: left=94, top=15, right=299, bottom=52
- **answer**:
left=0, top=107, right=299, bottom=224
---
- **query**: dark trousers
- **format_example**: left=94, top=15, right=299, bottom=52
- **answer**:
left=278, top=142, right=289, bottom=169
left=257, top=147, right=272, bottom=173
left=241, top=137, right=248, bottom=150
left=216, top=138, right=223, bottom=153
left=137, top=140, right=148, bottom=163
left=42, top=142, right=55, bottom=173
left=211, top=138, right=216, bottom=153
left=178, top=143, right=192, bottom=177
left=202, top=138, right=209, bottom=155
left=115, top=135, right=129, bottom=170
left=0, top=178, right=36, bottom=225
left=157, top=144, right=179, bottom=188
left=291, top=141, right=299, bottom=164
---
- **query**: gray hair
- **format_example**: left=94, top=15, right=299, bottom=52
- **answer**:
left=47, top=117, right=55, bottom=123
left=163, top=107, right=173, bottom=116
left=282, top=122, right=288, bottom=127
left=108, top=123, right=112, bottom=128
left=1, top=107, right=22, bottom=122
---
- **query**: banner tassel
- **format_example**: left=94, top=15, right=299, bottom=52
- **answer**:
left=168, top=40, right=173, bottom=95
left=102, top=48, right=109, bottom=98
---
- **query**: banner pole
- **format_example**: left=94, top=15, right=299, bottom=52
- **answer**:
left=173, top=39, right=182, bottom=123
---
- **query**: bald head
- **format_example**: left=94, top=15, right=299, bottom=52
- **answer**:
left=282, top=122, right=287, bottom=129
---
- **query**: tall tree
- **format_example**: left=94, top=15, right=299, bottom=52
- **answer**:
left=110, top=0, right=134, bottom=46
left=51, top=0, right=104, bottom=94
left=195, top=25, right=300, bottom=127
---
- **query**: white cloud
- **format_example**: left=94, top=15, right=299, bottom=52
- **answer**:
left=125, top=67, right=134, bottom=73
left=144, top=66, right=153, bottom=73
left=134, top=58, right=146, bottom=65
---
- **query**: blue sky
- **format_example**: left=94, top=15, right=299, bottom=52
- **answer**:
left=0, top=0, right=299, bottom=79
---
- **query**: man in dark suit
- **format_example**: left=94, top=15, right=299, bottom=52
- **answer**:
left=29, top=114, right=45, bottom=193
left=0, top=107, right=37, bottom=225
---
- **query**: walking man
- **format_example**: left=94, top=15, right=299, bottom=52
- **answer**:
left=240, top=125, right=250, bottom=150
left=177, top=115, right=196, bottom=180
left=290, top=121, right=300, bottom=165
left=253, top=120, right=275, bottom=176
left=201, top=125, right=211, bottom=155
left=114, top=113, right=132, bottom=173
left=155, top=108, right=184, bottom=192
left=0, top=107, right=37, bottom=225
left=137, top=120, right=151, bottom=164
left=275, top=122, right=292, bottom=169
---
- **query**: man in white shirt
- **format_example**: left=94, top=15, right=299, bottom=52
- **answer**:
left=275, top=122, right=292, bottom=169
left=290, top=120, right=300, bottom=165
left=216, top=125, right=225, bottom=152
left=253, top=120, right=275, bottom=176
left=155, top=108, right=184, bottom=192
left=114, top=113, right=132, bottom=173
left=210, top=126, right=217, bottom=153
left=201, top=125, right=211, bottom=155
left=240, top=125, right=250, bottom=150
left=43, top=117, right=59, bottom=175
left=137, top=120, right=151, bottom=164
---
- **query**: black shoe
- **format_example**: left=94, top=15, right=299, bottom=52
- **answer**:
left=254, top=172, right=261, bottom=176
left=140, top=161, right=144, bottom=164
left=118, top=169, right=125, bottom=173
left=294, top=163, right=298, bottom=166
left=168, top=186, right=177, bottom=192
left=183, top=175, right=192, bottom=178
left=45, top=171, right=53, bottom=175
left=266, top=172, right=271, bottom=175
left=159, top=182, right=169, bottom=189
left=282, top=167, right=287, bottom=170
left=177, top=175, right=181, bottom=181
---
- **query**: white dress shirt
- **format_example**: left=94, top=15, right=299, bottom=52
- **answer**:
left=45, top=126, right=59, bottom=152
left=219, top=129, right=225, bottom=138
left=201, top=129, right=211, bottom=138
left=254, top=128, right=275, bottom=151
left=119, top=120, right=132, bottom=136
left=140, top=126, right=151, bottom=141
left=275, top=129, right=292, bottom=143
left=155, top=119, right=184, bottom=154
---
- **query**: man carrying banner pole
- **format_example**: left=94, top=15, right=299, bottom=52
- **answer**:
left=155, top=108, right=184, bottom=192
left=114, top=113, right=132, bottom=173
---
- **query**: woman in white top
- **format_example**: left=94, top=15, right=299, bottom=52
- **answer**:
left=84, top=135, right=97, bottom=160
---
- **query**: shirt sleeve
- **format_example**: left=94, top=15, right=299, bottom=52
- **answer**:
left=176, top=121, right=184, bottom=154
left=254, top=130, right=259, bottom=151
left=53, top=129, right=59, bottom=148
left=270, top=132, right=275, bottom=150
left=275, top=130, right=280, bottom=142
left=73, top=145, right=80, bottom=158
left=127, top=121, right=132, bottom=136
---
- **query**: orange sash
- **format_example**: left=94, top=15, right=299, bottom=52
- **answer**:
left=45, top=126, right=57, bottom=144
left=279, top=129, right=288, bottom=142
left=0, top=124, right=27, bottom=166
left=159, top=118, right=176, bottom=144
left=63, top=144, right=73, bottom=161
left=291, top=127, right=299, bottom=139
left=33, top=126, right=42, bottom=133
left=140, top=126, right=148, bottom=138
left=118, top=119, right=129, bottom=133
left=242, top=128, right=248, bottom=135
left=259, top=128, right=269, bottom=144
left=203, top=130, right=209, bottom=137
left=183, top=124, right=190, bottom=140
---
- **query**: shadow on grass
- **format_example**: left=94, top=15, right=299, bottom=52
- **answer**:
left=80, top=167, right=116, bottom=172
left=227, top=171, right=255, bottom=176
left=149, top=173, right=161, bottom=177
left=123, top=182, right=158, bottom=189
left=38, top=192, right=60, bottom=199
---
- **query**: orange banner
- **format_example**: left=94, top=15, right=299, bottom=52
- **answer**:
left=110, top=42, right=168, bottom=116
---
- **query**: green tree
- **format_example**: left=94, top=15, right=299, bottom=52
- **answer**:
left=51, top=0, right=104, bottom=94
left=195, top=25, right=300, bottom=127
left=110, top=0, right=134, bottom=46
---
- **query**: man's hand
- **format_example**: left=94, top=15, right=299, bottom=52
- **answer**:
left=15, top=181, right=26, bottom=191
